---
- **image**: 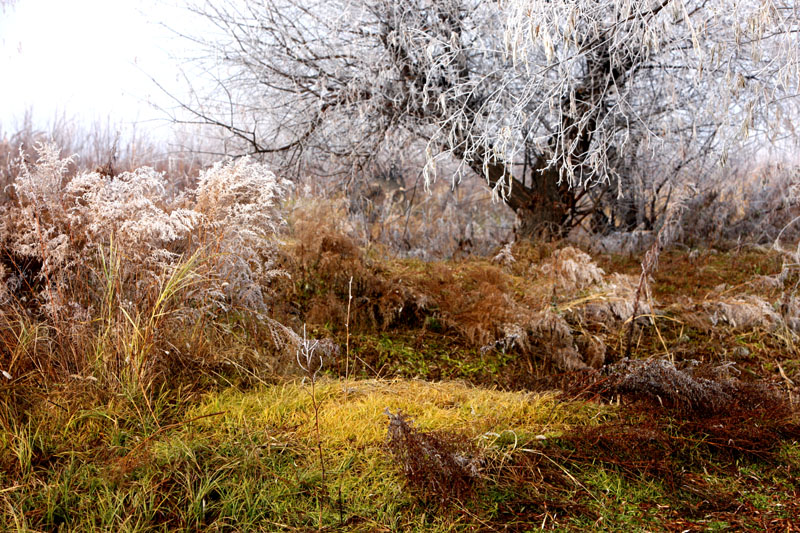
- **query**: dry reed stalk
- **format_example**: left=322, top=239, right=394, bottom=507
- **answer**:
left=345, top=276, right=353, bottom=395
left=624, top=190, right=687, bottom=359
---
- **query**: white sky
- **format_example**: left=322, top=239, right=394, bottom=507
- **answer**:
left=0, top=0, right=197, bottom=138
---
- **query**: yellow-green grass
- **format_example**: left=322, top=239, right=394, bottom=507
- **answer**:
left=0, top=379, right=613, bottom=531
left=3, top=376, right=798, bottom=531
left=191, top=378, right=613, bottom=449
left=160, top=379, right=616, bottom=531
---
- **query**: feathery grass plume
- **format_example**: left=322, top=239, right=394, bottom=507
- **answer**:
left=491, top=242, right=516, bottom=268
left=0, top=144, right=292, bottom=386
left=705, top=295, right=780, bottom=331
left=65, top=166, right=201, bottom=269
left=528, top=310, right=587, bottom=371
left=385, top=409, right=480, bottom=505
left=194, top=157, right=291, bottom=311
left=566, top=273, right=653, bottom=335
left=4, top=145, right=77, bottom=314
left=5, top=145, right=289, bottom=313
left=539, top=246, right=605, bottom=293
left=3, top=144, right=198, bottom=316
left=0, top=263, right=8, bottom=305
left=296, top=324, right=324, bottom=381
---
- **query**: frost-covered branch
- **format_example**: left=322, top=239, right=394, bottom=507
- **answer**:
left=178, top=0, right=799, bottom=236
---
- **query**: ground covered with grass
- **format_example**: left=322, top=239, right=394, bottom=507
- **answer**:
left=2, top=247, right=799, bottom=531
left=1, top=374, right=798, bottom=531
left=1, top=150, right=799, bottom=530
left=0, top=241, right=800, bottom=531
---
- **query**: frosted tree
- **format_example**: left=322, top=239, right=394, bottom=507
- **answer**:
left=176, top=0, right=799, bottom=237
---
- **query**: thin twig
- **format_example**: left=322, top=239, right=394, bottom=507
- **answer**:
left=345, top=276, right=353, bottom=395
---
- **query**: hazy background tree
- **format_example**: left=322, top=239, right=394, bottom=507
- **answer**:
left=174, top=0, right=799, bottom=239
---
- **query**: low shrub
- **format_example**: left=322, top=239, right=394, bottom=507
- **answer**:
left=1, top=144, right=290, bottom=389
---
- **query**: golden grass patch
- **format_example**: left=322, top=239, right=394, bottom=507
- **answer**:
left=191, top=378, right=615, bottom=451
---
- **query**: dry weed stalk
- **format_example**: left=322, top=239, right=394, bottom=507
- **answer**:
left=296, top=325, right=326, bottom=485
left=295, top=324, right=326, bottom=528
left=344, top=276, right=353, bottom=393
left=293, top=324, right=339, bottom=526
left=625, top=190, right=688, bottom=359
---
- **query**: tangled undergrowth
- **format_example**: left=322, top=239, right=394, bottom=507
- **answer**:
left=1, top=146, right=799, bottom=530
left=278, top=207, right=800, bottom=390
left=1, top=145, right=291, bottom=394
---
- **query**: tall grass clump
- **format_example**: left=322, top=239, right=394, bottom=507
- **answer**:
left=0, top=144, right=290, bottom=392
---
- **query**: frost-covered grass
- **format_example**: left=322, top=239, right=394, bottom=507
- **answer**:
left=1, top=145, right=290, bottom=393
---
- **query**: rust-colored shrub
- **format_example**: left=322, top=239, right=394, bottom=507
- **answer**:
left=385, top=409, right=480, bottom=504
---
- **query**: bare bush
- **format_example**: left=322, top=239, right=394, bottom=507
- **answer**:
left=385, top=409, right=480, bottom=504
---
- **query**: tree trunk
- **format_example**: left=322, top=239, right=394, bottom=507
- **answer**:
left=474, top=155, right=575, bottom=241
left=514, top=165, right=575, bottom=240
left=458, top=38, right=633, bottom=240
